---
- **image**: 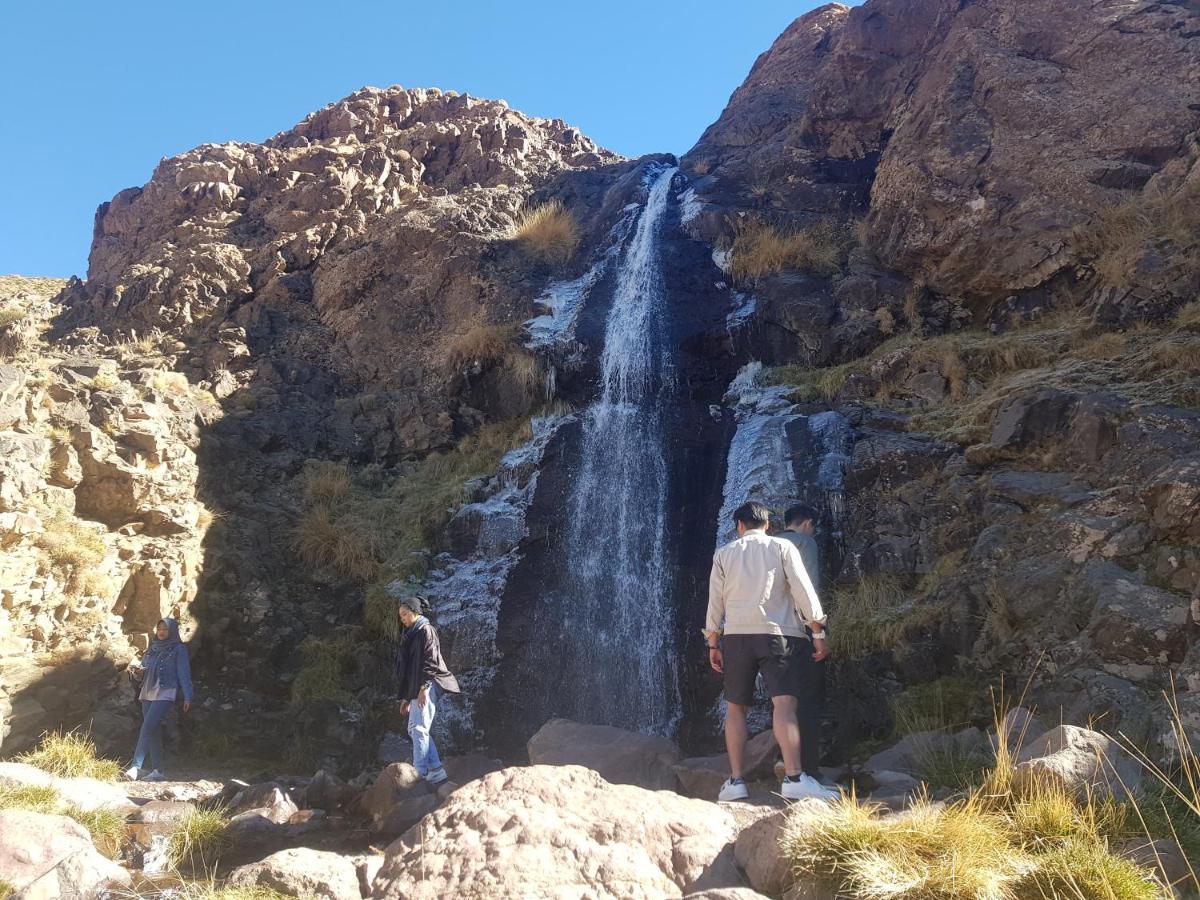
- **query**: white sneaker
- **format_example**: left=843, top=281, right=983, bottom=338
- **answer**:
left=123, top=766, right=140, bottom=781
left=717, top=778, right=749, bottom=802
left=781, top=774, right=839, bottom=801
left=143, top=770, right=166, bottom=782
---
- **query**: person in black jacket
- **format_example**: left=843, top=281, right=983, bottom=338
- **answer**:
left=395, top=596, right=460, bottom=786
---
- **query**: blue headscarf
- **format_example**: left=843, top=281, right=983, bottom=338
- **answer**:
left=142, top=618, right=182, bottom=694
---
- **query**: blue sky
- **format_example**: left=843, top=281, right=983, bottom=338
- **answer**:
left=0, top=1, right=837, bottom=278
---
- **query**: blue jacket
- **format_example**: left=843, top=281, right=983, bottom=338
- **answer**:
left=141, top=618, right=193, bottom=702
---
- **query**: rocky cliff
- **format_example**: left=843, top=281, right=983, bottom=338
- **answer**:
left=682, top=0, right=1200, bottom=754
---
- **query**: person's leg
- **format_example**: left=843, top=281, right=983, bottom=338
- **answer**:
left=408, top=694, right=434, bottom=775
left=132, top=700, right=153, bottom=770
left=719, top=636, right=757, bottom=780
left=761, top=636, right=803, bottom=776
left=772, top=694, right=803, bottom=777
left=424, top=686, right=443, bottom=773
left=724, top=702, right=749, bottom=779
left=796, top=647, right=826, bottom=777
left=148, top=701, right=170, bottom=771
left=133, top=699, right=171, bottom=771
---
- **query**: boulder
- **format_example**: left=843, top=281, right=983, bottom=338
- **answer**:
left=734, top=806, right=808, bottom=896
left=229, top=848, right=361, bottom=900
left=11, top=848, right=131, bottom=900
left=360, top=762, right=433, bottom=823
left=299, top=769, right=357, bottom=812
left=0, top=809, right=127, bottom=895
left=370, top=765, right=738, bottom=899
left=229, top=782, right=299, bottom=822
left=675, top=755, right=730, bottom=800
left=376, top=792, right=442, bottom=837
left=527, top=719, right=683, bottom=791
left=1014, top=725, right=1142, bottom=799
left=990, top=390, right=1076, bottom=451
left=0, top=763, right=128, bottom=812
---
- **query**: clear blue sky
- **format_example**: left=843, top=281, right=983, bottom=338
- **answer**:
left=1, top=1, right=838, bottom=278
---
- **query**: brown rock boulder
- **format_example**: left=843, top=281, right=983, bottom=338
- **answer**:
left=228, top=848, right=361, bottom=900
left=527, top=718, right=683, bottom=791
left=370, top=765, right=737, bottom=899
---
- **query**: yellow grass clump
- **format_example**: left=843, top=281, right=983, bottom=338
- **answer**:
left=511, top=200, right=580, bottom=265
left=729, top=218, right=851, bottom=281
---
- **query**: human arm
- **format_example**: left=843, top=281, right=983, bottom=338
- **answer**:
left=177, top=647, right=194, bottom=711
left=706, top=553, right=726, bottom=673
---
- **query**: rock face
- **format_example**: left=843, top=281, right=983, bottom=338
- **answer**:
left=0, top=277, right=206, bottom=754
left=686, top=0, right=1200, bottom=314
left=527, top=719, right=684, bottom=791
left=370, top=765, right=739, bottom=899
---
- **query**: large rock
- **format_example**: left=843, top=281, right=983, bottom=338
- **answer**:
left=527, top=719, right=683, bottom=791
left=229, top=848, right=362, bottom=900
left=0, top=763, right=128, bottom=812
left=1014, top=725, right=1142, bottom=799
left=360, top=762, right=434, bottom=822
left=734, top=806, right=810, bottom=897
left=11, top=848, right=131, bottom=900
left=676, top=730, right=780, bottom=799
left=0, top=809, right=128, bottom=895
left=370, top=765, right=738, bottom=899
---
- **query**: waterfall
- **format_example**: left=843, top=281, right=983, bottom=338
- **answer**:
left=549, top=164, right=682, bottom=735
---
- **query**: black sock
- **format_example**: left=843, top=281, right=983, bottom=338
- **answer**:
left=784, top=773, right=803, bottom=783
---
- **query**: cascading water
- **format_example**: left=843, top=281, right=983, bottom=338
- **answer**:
left=547, top=164, right=682, bottom=734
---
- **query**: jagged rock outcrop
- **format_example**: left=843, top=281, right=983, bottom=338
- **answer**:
left=0, top=277, right=207, bottom=753
left=685, top=0, right=1200, bottom=320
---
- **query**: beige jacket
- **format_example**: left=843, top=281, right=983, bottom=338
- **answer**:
left=706, top=528, right=826, bottom=638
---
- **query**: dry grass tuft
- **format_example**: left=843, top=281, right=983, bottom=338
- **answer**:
left=35, top=519, right=109, bottom=599
left=1175, top=302, right=1200, bottom=334
left=511, top=200, right=580, bottom=265
left=17, top=729, right=121, bottom=781
left=292, top=415, right=534, bottom=618
left=786, top=700, right=1174, bottom=900
left=728, top=218, right=852, bottom=281
left=830, top=575, right=947, bottom=659
left=1074, top=184, right=1200, bottom=291
left=291, top=635, right=355, bottom=706
left=168, top=806, right=231, bottom=871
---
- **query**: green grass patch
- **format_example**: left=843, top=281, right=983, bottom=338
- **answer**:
left=830, top=575, right=947, bottom=660
left=291, top=418, right=533, bottom=631
left=168, top=806, right=231, bottom=871
left=17, top=729, right=121, bottom=781
left=892, top=677, right=979, bottom=736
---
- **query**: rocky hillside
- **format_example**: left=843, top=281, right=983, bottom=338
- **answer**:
left=2, top=0, right=1198, bottom=784
left=681, top=0, right=1200, bottom=753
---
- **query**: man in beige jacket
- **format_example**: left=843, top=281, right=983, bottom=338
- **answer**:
left=706, top=501, right=835, bottom=801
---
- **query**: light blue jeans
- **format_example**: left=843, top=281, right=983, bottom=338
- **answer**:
left=133, top=699, right=173, bottom=771
left=408, top=684, right=442, bottom=775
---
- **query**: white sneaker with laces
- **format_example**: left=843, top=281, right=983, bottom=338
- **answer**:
left=144, top=770, right=166, bottom=782
left=781, top=774, right=839, bottom=801
left=123, top=766, right=139, bottom=782
left=717, top=778, right=749, bottom=802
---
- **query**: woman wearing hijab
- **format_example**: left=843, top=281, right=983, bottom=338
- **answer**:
left=125, top=618, right=193, bottom=781
left=395, top=596, right=460, bottom=786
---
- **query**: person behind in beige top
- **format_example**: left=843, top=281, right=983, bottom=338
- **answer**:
left=706, top=501, right=834, bottom=802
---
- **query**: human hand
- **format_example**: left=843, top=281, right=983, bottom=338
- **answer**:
left=812, top=637, right=831, bottom=662
left=182, top=700, right=192, bottom=713
left=399, top=700, right=410, bottom=716
left=709, top=647, right=724, bottom=674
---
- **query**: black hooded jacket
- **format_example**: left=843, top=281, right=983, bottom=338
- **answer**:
left=394, top=617, right=460, bottom=700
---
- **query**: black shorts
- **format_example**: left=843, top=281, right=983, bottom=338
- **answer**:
left=721, top=633, right=808, bottom=706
